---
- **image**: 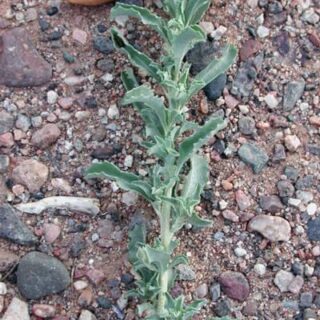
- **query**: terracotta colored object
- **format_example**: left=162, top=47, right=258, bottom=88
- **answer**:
left=67, top=0, right=113, bottom=5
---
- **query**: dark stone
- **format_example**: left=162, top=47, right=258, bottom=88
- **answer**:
left=0, top=205, right=37, bottom=246
left=0, top=111, right=14, bottom=134
left=203, top=73, right=227, bottom=101
left=291, top=261, right=304, bottom=276
left=93, top=36, right=114, bottom=54
left=47, top=6, right=59, bottom=16
left=39, top=18, right=50, bottom=32
left=210, top=283, right=221, bottom=302
left=307, top=144, right=320, bottom=156
left=212, top=140, right=226, bottom=155
left=97, top=23, right=107, bottom=33
left=0, top=28, right=52, bottom=87
left=268, top=2, right=283, bottom=13
left=97, top=296, right=112, bottom=309
left=283, top=80, right=305, bottom=111
left=214, top=298, right=231, bottom=317
left=238, top=116, right=256, bottom=135
left=300, top=292, right=313, bottom=308
left=96, top=58, right=114, bottom=72
left=296, top=175, right=315, bottom=190
left=17, top=251, right=70, bottom=299
left=272, top=144, right=286, bottom=162
left=238, top=142, right=269, bottom=173
left=69, top=240, right=86, bottom=258
left=284, top=166, right=299, bottom=182
left=121, top=273, right=134, bottom=285
left=273, top=32, right=290, bottom=56
left=91, top=145, right=122, bottom=160
left=85, top=96, right=98, bottom=109
left=307, top=217, right=320, bottom=241
left=259, top=195, right=284, bottom=212
left=47, top=30, right=63, bottom=41
left=63, top=51, right=75, bottom=63
left=277, top=180, right=295, bottom=198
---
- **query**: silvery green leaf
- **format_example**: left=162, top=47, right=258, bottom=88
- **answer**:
left=171, top=25, right=205, bottom=68
left=137, top=245, right=170, bottom=273
left=86, top=161, right=154, bottom=201
left=170, top=255, right=188, bottom=268
left=111, top=3, right=168, bottom=40
left=182, top=299, right=207, bottom=319
left=188, top=45, right=237, bottom=97
left=177, top=116, right=227, bottom=171
left=163, top=0, right=184, bottom=18
left=184, top=0, right=211, bottom=25
left=111, top=28, right=163, bottom=83
left=188, top=212, right=212, bottom=228
left=182, top=154, right=209, bottom=202
left=128, top=223, right=146, bottom=264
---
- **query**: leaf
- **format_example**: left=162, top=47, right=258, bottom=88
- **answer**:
left=171, top=25, right=206, bottom=68
left=137, top=245, right=170, bottom=273
left=183, top=299, right=206, bottom=319
left=184, top=0, right=211, bottom=25
left=122, top=85, right=168, bottom=136
left=188, top=212, right=212, bottom=228
left=188, top=45, right=238, bottom=97
left=86, top=161, right=154, bottom=201
left=111, top=3, right=168, bottom=40
left=177, top=116, right=227, bottom=171
left=182, top=154, right=209, bottom=202
left=163, top=0, right=183, bottom=18
left=111, top=28, right=163, bottom=83
left=128, top=223, right=146, bottom=264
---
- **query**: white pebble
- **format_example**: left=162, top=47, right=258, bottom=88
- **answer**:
left=234, top=247, right=247, bottom=257
left=0, top=282, right=7, bottom=295
left=254, top=263, right=266, bottom=276
left=108, top=104, right=119, bottom=119
left=264, top=93, right=279, bottom=109
left=307, top=203, right=317, bottom=216
left=257, top=26, right=270, bottom=38
left=124, top=155, right=133, bottom=168
left=47, top=91, right=58, bottom=104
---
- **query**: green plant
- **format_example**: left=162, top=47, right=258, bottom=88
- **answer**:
left=86, top=1, right=237, bottom=319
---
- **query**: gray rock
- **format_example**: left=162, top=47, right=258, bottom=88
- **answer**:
left=307, top=217, right=320, bottom=241
left=300, top=292, right=313, bottom=308
left=303, top=308, right=317, bottom=320
left=296, top=175, right=315, bottom=190
left=238, top=142, right=269, bottom=173
left=0, top=155, right=9, bottom=173
left=259, top=195, right=284, bottom=212
left=238, top=116, right=256, bottom=135
left=214, top=298, right=231, bottom=317
left=274, top=270, right=294, bottom=292
left=0, top=110, right=14, bottom=134
left=176, top=264, right=196, bottom=281
left=15, top=114, right=31, bottom=132
left=283, top=80, right=305, bottom=111
left=0, top=205, right=37, bottom=246
left=93, top=36, right=114, bottom=54
left=277, top=180, right=295, bottom=198
left=272, top=144, right=286, bottom=162
left=2, top=297, right=30, bottom=320
left=17, top=251, right=70, bottom=299
left=195, top=283, right=208, bottom=299
left=284, top=166, right=299, bottom=182
left=0, top=28, right=52, bottom=87
left=210, top=283, right=221, bottom=302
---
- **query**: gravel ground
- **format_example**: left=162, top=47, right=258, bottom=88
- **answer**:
left=0, top=0, right=320, bottom=319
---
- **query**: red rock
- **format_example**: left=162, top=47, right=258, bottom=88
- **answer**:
left=0, top=132, right=14, bottom=148
left=72, top=28, right=88, bottom=45
left=219, top=271, right=250, bottom=302
left=31, top=124, right=61, bottom=149
left=239, top=39, right=261, bottom=61
left=86, top=269, right=105, bottom=285
left=224, top=94, right=239, bottom=109
left=309, top=31, right=320, bottom=48
left=78, top=287, right=93, bottom=306
left=235, top=190, right=251, bottom=210
left=222, top=210, right=239, bottom=223
left=32, top=304, right=56, bottom=318
left=0, top=28, right=52, bottom=87
left=309, top=116, right=320, bottom=127
left=43, top=224, right=61, bottom=244
left=58, top=97, right=74, bottom=110
left=12, top=159, right=49, bottom=192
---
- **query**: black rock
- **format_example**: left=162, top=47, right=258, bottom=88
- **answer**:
left=69, top=239, right=86, bottom=258
left=47, top=6, right=59, bottom=16
left=0, top=205, right=37, bottom=246
left=121, top=273, right=134, bottom=285
left=203, top=73, right=227, bottom=101
left=17, top=251, right=70, bottom=299
left=63, top=51, right=75, bottom=64
left=291, top=261, right=304, bottom=276
left=307, top=217, right=320, bottom=241
left=97, top=23, right=107, bottom=33
left=47, top=30, right=63, bottom=41
left=214, top=298, right=231, bottom=317
left=93, top=36, right=114, bottom=54
left=85, top=96, right=98, bottom=109
left=91, top=144, right=122, bottom=160
left=97, top=296, right=112, bottom=309
left=38, top=18, right=50, bottom=32
left=212, top=139, right=226, bottom=155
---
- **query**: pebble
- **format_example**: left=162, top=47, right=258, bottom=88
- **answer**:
left=195, top=283, right=208, bottom=299
left=259, top=195, right=284, bottom=212
left=43, top=223, right=61, bottom=244
left=254, top=263, right=266, bottom=276
left=234, top=247, right=247, bottom=257
left=238, top=116, right=256, bottom=135
left=122, top=191, right=138, bottom=206
left=0, top=204, right=38, bottom=246
left=0, top=110, right=14, bottom=134
left=283, top=80, right=305, bottom=111
left=210, top=283, right=221, bottom=302
left=306, top=203, right=317, bottom=216
left=15, top=114, right=31, bottom=132
left=0, top=28, right=52, bottom=87
left=300, top=292, right=313, bottom=307
left=176, top=264, right=196, bottom=281
left=0, top=249, right=19, bottom=272
left=277, top=180, right=295, bottom=198
left=74, top=280, right=89, bottom=291
left=97, top=296, right=112, bottom=309
left=124, top=155, right=133, bottom=167
left=288, top=275, right=304, bottom=294
left=239, top=39, right=261, bottom=61
left=47, top=91, right=58, bottom=104
left=31, top=124, right=61, bottom=149
left=222, top=210, right=239, bottom=223
left=17, top=251, right=70, bottom=299
left=238, top=142, right=269, bottom=173
left=264, top=93, right=279, bottom=109
left=0, top=282, right=7, bottom=295
left=203, top=74, right=226, bottom=101
left=12, top=159, right=48, bottom=192
left=0, top=155, right=10, bottom=173
left=307, top=217, right=320, bottom=241
left=274, top=270, right=294, bottom=292
left=248, top=215, right=291, bottom=241
left=302, top=8, right=320, bottom=24
left=72, top=28, right=88, bottom=45
left=2, top=297, right=30, bottom=320
left=79, top=310, right=97, bottom=320
left=284, top=135, right=301, bottom=151
left=218, top=271, right=250, bottom=302
left=108, top=104, right=119, bottom=119
left=215, top=298, right=231, bottom=317
left=32, top=304, right=56, bottom=318
left=257, top=25, right=270, bottom=38
left=93, top=36, right=114, bottom=54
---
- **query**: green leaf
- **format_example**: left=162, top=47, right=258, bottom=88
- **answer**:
left=177, top=116, right=227, bottom=171
left=86, top=161, right=154, bottom=201
left=188, top=212, right=212, bottom=228
left=188, top=45, right=238, bottom=97
left=184, top=0, right=211, bottom=25
left=182, top=154, right=209, bottom=202
left=163, top=0, right=183, bottom=18
left=111, top=3, right=168, bottom=40
left=111, top=28, right=163, bottom=83
left=128, top=223, right=146, bottom=264
left=171, top=25, right=206, bottom=68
